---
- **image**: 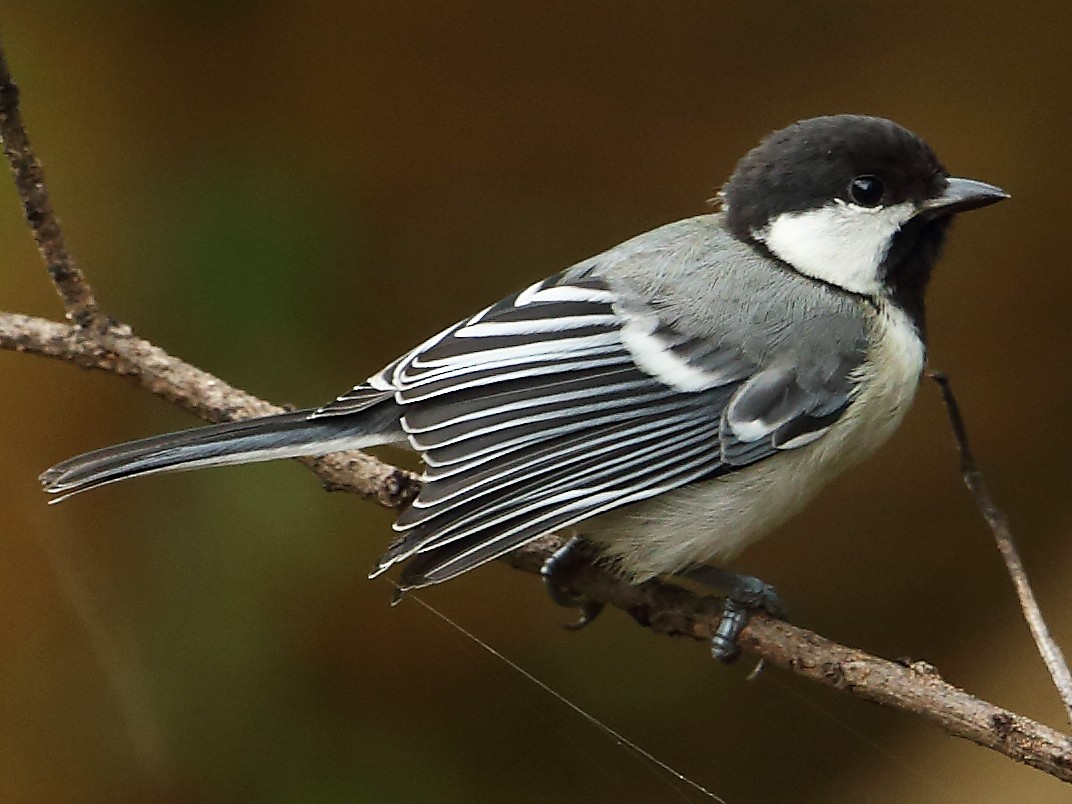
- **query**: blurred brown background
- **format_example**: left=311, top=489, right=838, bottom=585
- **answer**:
left=1, top=2, right=1069, bottom=802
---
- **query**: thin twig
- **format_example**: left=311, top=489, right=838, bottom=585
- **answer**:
left=0, top=44, right=102, bottom=327
left=930, top=371, right=1072, bottom=728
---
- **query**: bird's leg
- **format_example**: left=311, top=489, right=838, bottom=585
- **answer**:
left=676, top=563, right=787, bottom=663
left=540, top=536, right=605, bottom=630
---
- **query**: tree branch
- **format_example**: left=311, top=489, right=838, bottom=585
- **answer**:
left=1, top=39, right=1070, bottom=785
left=0, top=46, right=102, bottom=328
left=930, top=371, right=1072, bottom=727
left=505, top=537, right=1072, bottom=783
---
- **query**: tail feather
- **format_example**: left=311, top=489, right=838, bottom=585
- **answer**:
left=41, top=402, right=404, bottom=501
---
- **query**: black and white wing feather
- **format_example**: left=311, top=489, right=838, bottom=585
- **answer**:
left=312, top=267, right=867, bottom=589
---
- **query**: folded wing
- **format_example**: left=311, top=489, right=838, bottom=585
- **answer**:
left=312, top=270, right=866, bottom=588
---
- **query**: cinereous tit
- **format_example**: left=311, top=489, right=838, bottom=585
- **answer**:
left=41, top=115, right=1008, bottom=660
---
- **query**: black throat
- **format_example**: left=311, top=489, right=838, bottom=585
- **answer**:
left=879, top=216, right=952, bottom=343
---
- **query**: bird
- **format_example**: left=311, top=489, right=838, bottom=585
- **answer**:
left=40, top=114, right=1008, bottom=660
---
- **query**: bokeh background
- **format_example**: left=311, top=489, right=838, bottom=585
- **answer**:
left=1, top=2, right=1070, bottom=802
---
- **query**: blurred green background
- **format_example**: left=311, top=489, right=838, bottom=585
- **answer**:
left=2, top=2, right=1070, bottom=802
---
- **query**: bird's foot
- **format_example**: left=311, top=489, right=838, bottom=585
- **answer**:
left=540, top=537, right=605, bottom=630
left=676, top=564, right=786, bottom=663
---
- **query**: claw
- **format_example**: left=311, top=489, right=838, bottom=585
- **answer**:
left=562, top=599, right=605, bottom=631
left=711, top=598, right=748, bottom=663
left=677, top=563, right=787, bottom=663
left=541, top=537, right=605, bottom=630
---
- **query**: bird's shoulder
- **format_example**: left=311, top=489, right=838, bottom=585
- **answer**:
left=567, top=212, right=874, bottom=380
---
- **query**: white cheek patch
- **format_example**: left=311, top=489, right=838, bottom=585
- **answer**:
left=753, top=201, right=916, bottom=295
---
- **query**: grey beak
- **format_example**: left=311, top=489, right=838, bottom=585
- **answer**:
left=918, top=177, right=1009, bottom=218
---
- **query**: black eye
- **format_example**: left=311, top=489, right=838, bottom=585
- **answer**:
left=849, top=175, right=884, bottom=207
